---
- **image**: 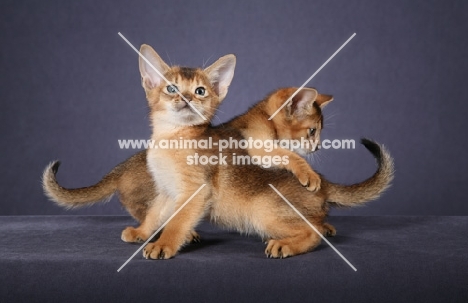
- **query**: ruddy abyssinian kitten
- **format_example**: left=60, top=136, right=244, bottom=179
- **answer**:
left=43, top=46, right=394, bottom=259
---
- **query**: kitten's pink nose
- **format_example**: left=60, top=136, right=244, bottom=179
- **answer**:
left=182, top=94, right=192, bottom=102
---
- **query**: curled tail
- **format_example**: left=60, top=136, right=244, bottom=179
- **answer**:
left=42, top=161, right=118, bottom=209
left=323, top=138, right=394, bottom=207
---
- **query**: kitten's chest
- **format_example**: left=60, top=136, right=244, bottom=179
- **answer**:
left=147, top=149, right=183, bottom=197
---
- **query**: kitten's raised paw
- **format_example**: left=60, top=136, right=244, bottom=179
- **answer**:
left=121, top=226, right=148, bottom=243
left=265, top=239, right=294, bottom=259
left=296, top=168, right=321, bottom=192
left=306, top=175, right=321, bottom=192
left=143, top=242, right=177, bottom=260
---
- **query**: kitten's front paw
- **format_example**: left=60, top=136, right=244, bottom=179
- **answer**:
left=265, top=239, right=293, bottom=259
left=323, top=223, right=336, bottom=237
left=121, top=226, right=148, bottom=243
left=143, top=242, right=177, bottom=260
left=186, top=230, right=201, bottom=243
left=296, top=168, right=321, bottom=192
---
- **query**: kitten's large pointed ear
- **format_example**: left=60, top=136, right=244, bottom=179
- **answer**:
left=316, top=94, right=334, bottom=108
left=139, top=44, right=170, bottom=94
left=286, top=88, right=318, bottom=118
left=204, top=54, right=236, bottom=102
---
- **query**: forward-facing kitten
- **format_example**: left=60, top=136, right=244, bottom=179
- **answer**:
left=136, top=45, right=236, bottom=259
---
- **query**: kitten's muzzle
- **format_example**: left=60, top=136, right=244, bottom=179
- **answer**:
left=174, top=100, right=190, bottom=110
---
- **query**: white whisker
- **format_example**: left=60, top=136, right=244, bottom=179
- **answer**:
left=211, top=114, right=224, bottom=127
left=202, top=53, right=214, bottom=69
left=307, top=149, right=328, bottom=170
left=324, top=112, right=340, bottom=122
left=165, top=50, right=174, bottom=66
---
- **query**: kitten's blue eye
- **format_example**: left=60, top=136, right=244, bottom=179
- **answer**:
left=166, top=85, right=178, bottom=93
left=308, top=128, right=316, bottom=136
left=195, top=87, right=205, bottom=96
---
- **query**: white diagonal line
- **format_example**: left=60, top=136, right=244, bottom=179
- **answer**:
left=118, top=32, right=207, bottom=121
left=268, top=184, right=357, bottom=271
left=117, top=184, right=206, bottom=272
left=268, top=33, right=356, bottom=120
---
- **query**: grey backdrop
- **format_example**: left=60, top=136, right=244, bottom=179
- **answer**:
left=1, top=0, right=467, bottom=216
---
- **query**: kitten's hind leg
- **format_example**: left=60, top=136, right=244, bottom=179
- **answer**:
left=264, top=219, right=335, bottom=258
left=265, top=229, right=322, bottom=258
left=121, top=198, right=165, bottom=243
left=121, top=193, right=202, bottom=244
left=265, top=222, right=335, bottom=258
left=122, top=227, right=201, bottom=244
left=121, top=226, right=147, bottom=243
